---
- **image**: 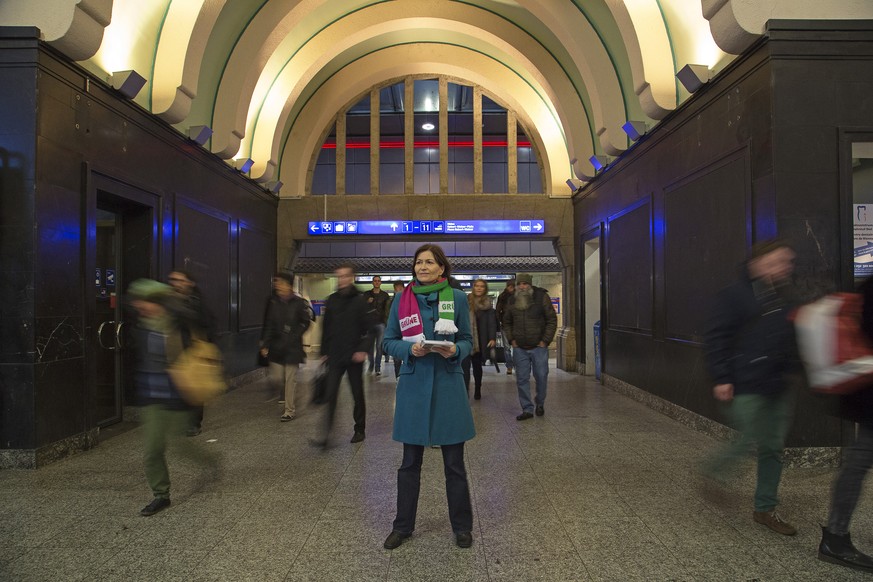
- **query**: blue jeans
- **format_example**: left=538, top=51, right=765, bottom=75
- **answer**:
left=369, top=324, right=386, bottom=373
left=828, top=422, right=873, bottom=535
left=393, top=443, right=472, bottom=535
left=514, top=346, right=549, bottom=413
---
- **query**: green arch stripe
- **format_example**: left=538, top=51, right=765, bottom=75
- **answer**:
left=654, top=0, right=681, bottom=106
left=248, top=1, right=393, bottom=155
left=453, top=0, right=598, bottom=149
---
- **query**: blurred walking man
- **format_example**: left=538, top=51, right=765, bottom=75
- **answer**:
left=703, top=239, right=800, bottom=536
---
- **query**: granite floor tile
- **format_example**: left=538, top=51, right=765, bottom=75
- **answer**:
left=0, top=546, right=118, bottom=582
left=2, top=369, right=871, bottom=581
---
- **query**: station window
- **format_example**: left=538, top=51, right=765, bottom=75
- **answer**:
left=312, top=123, right=336, bottom=195
left=379, top=83, right=405, bottom=194
left=310, top=77, right=542, bottom=196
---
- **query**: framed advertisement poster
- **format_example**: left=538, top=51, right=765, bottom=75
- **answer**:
left=855, top=204, right=873, bottom=278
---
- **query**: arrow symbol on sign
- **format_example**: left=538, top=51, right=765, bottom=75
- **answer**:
left=310, top=224, right=319, bottom=232
left=534, top=222, right=543, bottom=231
left=391, top=222, right=398, bottom=232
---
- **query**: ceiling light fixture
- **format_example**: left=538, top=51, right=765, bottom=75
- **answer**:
left=421, top=122, right=435, bottom=131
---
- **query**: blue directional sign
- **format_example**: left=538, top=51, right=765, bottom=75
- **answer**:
left=307, top=219, right=544, bottom=236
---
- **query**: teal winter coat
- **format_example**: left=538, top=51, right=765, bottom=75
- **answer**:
left=383, top=286, right=476, bottom=446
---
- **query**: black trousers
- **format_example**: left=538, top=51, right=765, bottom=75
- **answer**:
left=392, top=442, right=473, bottom=535
left=323, top=360, right=365, bottom=435
left=462, top=352, right=483, bottom=392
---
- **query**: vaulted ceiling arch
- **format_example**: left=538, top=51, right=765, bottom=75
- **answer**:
left=276, top=43, right=567, bottom=195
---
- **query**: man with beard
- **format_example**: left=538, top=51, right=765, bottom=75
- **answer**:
left=703, top=239, right=800, bottom=536
left=313, top=264, right=374, bottom=446
left=502, top=273, right=557, bottom=420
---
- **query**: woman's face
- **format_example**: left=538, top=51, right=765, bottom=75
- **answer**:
left=414, top=250, right=445, bottom=285
left=473, top=280, right=487, bottom=296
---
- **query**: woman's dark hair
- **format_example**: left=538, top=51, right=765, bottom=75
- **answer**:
left=412, top=243, right=451, bottom=280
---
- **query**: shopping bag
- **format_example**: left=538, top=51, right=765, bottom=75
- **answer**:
left=794, top=292, right=873, bottom=394
left=168, top=339, right=228, bottom=405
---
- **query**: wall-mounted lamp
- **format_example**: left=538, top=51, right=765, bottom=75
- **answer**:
left=265, top=180, right=283, bottom=194
left=676, top=64, right=712, bottom=94
left=233, top=158, right=254, bottom=173
left=570, top=158, right=594, bottom=182
left=188, top=125, right=213, bottom=146
left=589, top=155, right=609, bottom=172
left=110, top=70, right=146, bottom=99
left=621, top=121, right=648, bottom=142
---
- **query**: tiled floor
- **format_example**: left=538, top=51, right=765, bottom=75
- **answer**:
left=1, top=362, right=871, bottom=581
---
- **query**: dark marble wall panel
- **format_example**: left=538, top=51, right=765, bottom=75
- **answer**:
left=0, top=364, right=35, bottom=448
left=175, top=200, right=232, bottom=333
left=239, top=226, right=274, bottom=329
left=33, top=358, right=85, bottom=445
left=606, top=202, right=652, bottom=333
left=663, top=154, right=749, bottom=343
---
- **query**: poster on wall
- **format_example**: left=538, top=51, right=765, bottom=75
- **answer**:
left=855, top=204, right=873, bottom=278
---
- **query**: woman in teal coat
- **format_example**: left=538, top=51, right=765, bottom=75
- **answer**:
left=382, top=244, right=476, bottom=550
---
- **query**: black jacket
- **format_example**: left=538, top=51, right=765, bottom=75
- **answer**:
left=503, top=287, right=557, bottom=349
left=320, top=286, right=374, bottom=365
left=363, top=288, right=391, bottom=324
left=261, top=294, right=312, bottom=365
left=704, top=269, right=800, bottom=396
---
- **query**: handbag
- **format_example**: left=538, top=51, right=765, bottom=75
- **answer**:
left=257, top=348, right=269, bottom=367
left=311, top=362, right=329, bottom=405
left=168, top=339, right=228, bottom=405
left=795, top=292, right=873, bottom=394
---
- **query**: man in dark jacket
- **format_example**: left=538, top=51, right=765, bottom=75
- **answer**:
left=314, top=264, right=373, bottom=445
left=495, top=279, right=515, bottom=374
left=260, top=273, right=312, bottom=422
left=818, top=277, right=873, bottom=572
left=503, top=273, right=557, bottom=421
left=363, top=275, right=391, bottom=376
left=703, top=239, right=799, bottom=536
left=168, top=269, right=215, bottom=436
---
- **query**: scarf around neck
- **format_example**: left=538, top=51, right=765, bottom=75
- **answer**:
left=397, top=278, right=458, bottom=342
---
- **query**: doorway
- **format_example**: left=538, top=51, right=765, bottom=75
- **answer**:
left=86, top=174, right=159, bottom=427
left=582, top=228, right=602, bottom=377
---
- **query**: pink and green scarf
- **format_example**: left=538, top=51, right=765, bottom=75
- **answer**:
left=398, top=278, right=458, bottom=342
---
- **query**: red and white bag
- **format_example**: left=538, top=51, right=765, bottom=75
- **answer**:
left=794, top=293, right=873, bottom=394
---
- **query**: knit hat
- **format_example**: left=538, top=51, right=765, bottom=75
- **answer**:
left=128, top=279, right=172, bottom=303
left=516, top=273, right=533, bottom=285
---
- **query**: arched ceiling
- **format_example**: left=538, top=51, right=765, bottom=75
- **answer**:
left=3, top=0, right=872, bottom=196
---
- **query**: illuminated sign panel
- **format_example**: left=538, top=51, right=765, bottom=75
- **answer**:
left=307, top=219, right=544, bottom=236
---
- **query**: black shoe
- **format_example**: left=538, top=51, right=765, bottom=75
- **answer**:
left=384, top=531, right=411, bottom=549
left=456, top=531, right=473, bottom=548
left=140, top=497, right=170, bottom=517
left=186, top=427, right=202, bottom=437
left=819, top=526, right=873, bottom=573
left=535, top=405, right=544, bottom=416
left=516, top=412, right=533, bottom=421
left=308, top=438, right=328, bottom=449
left=473, top=390, right=481, bottom=400
left=350, top=432, right=365, bottom=443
